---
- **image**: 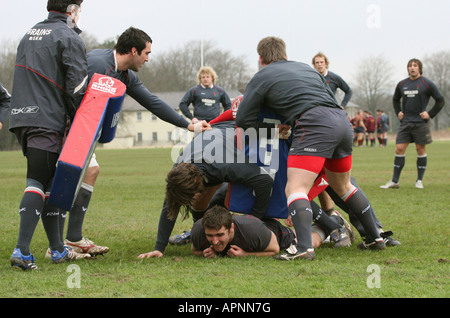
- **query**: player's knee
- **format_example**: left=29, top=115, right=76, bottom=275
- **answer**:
left=84, top=165, right=100, bottom=184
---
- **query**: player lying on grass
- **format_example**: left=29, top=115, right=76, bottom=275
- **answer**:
left=138, top=121, right=351, bottom=259
left=191, top=206, right=334, bottom=258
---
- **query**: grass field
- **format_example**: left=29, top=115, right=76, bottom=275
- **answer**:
left=0, top=140, right=449, bottom=300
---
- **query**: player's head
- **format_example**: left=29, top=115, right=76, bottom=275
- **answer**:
left=197, top=66, right=217, bottom=86
left=407, top=58, right=423, bottom=76
left=115, top=27, right=152, bottom=56
left=312, top=52, right=329, bottom=75
left=114, top=27, right=153, bottom=72
left=47, top=0, right=83, bottom=13
left=257, top=36, right=288, bottom=65
left=202, top=206, right=234, bottom=253
left=165, top=163, right=205, bottom=221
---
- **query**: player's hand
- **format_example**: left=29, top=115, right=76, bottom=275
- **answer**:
left=420, top=111, right=430, bottom=120
left=138, top=250, right=163, bottom=259
left=278, top=124, right=292, bottom=140
left=227, top=245, right=246, bottom=257
left=398, top=111, right=404, bottom=120
left=203, top=246, right=216, bottom=258
left=284, top=216, right=294, bottom=227
left=188, top=120, right=211, bottom=133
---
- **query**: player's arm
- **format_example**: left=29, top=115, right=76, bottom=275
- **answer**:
left=336, top=75, right=353, bottom=107
left=426, top=80, right=445, bottom=119
left=0, top=83, right=11, bottom=128
left=209, top=109, right=234, bottom=125
left=235, top=79, right=273, bottom=131
left=393, top=83, right=403, bottom=117
left=221, top=164, right=274, bottom=219
left=127, top=82, right=191, bottom=129
left=62, top=36, right=88, bottom=120
left=221, top=92, right=232, bottom=112
left=178, top=88, right=195, bottom=120
left=227, top=232, right=279, bottom=257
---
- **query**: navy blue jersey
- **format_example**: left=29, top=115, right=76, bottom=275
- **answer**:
left=393, top=76, right=444, bottom=123
left=179, top=84, right=231, bottom=121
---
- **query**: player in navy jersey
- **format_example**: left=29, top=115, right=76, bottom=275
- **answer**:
left=312, top=52, right=353, bottom=108
left=381, top=58, right=445, bottom=189
left=179, top=66, right=232, bottom=122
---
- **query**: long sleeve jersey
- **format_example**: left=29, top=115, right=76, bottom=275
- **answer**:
left=179, top=84, right=232, bottom=121
left=324, top=71, right=353, bottom=107
left=87, top=49, right=190, bottom=129
left=9, top=12, right=88, bottom=133
left=235, top=60, right=340, bottom=130
left=393, top=76, right=445, bottom=123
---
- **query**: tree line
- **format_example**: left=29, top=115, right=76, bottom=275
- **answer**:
left=1, top=33, right=448, bottom=150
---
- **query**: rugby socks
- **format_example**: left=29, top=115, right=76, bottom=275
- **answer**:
left=287, top=193, right=313, bottom=252
left=58, top=211, right=67, bottom=242
left=66, top=183, right=93, bottom=242
left=16, top=187, right=45, bottom=255
left=310, top=200, right=340, bottom=236
left=417, top=155, right=427, bottom=181
left=341, top=187, right=380, bottom=241
left=392, top=155, right=405, bottom=183
left=41, top=194, right=64, bottom=253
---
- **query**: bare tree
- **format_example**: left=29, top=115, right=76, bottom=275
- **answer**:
left=140, top=40, right=254, bottom=92
left=423, top=50, right=450, bottom=130
left=351, top=55, right=395, bottom=115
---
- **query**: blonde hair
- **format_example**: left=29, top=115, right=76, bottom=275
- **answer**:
left=312, top=52, right=329, bottom=68
left=257, top=36, right=287, bottom=65
left=197, top=66, right=218, bottom=84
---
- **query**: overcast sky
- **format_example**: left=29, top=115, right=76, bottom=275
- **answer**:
left=1, top=0, right=449, bottom=86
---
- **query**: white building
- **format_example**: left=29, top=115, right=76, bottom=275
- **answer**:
left=99, top=91, right=239, bottom=149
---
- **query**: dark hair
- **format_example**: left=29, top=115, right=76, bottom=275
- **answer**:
left=408, top=58, right=423, bottom=75
left=114, top=27, right=153, bottom=55
left=202, top=206, right=233, bottom=231
left=165, top=163, right=205, bottom=221
left=47, top=0, right=83, bottom=13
